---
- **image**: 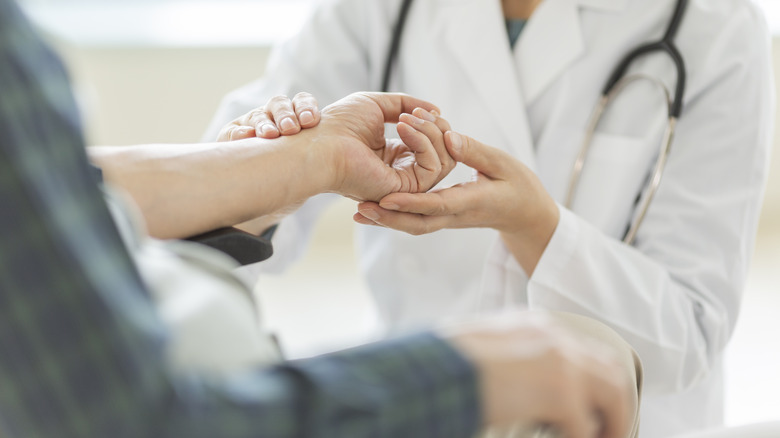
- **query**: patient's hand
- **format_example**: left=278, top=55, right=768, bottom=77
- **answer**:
left=384, top=107, right=457, bottom=196
left=309, top=92, right=457, bottom=202
left=217, top=92, right=321, bottom=141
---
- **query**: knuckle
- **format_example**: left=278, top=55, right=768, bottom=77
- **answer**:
left=432, top=203, right=447, bottom=216
left=268, top=95, right=291, bottom=107
left=247, top=109, right=269, bottom=122
left=276, top=109, right=296, bottom=119
left=293, top=91, right=314, bottom=102
left=410, top=222, right=427, bottom=236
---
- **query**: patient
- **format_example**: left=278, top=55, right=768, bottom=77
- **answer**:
left=0, top=0, right=640, bottom=436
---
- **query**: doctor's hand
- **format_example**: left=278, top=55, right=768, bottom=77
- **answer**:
left=217, top=92, right=322, bottom=141
left=306, top=92, right=455, bottom=202
left=354, top=131, right=560, bottom=275
left=444, top=312, right=633, bottom=438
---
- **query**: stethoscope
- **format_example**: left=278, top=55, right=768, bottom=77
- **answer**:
left=382, top=0, right=688, bottom=246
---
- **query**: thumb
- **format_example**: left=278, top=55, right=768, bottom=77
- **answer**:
left=445, top=131, right=512, bottom=178
left=365, top=92, right=440, bottom=124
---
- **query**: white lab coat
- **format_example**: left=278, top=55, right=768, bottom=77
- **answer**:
left=204, top=0, right=774, bottom=436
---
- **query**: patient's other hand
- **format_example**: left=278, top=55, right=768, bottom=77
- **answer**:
left=310, top=92, right=453, bottom=202
left=218, top=92, right=321, bottom=141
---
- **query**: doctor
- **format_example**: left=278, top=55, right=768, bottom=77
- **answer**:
left=204, top=0, right=774, bottom=436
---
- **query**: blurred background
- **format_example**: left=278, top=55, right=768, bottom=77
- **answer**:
left=19, top=0, right=780, bottom=429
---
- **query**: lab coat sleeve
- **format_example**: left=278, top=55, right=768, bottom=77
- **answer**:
left=201, top=0, right=397, bottom=276
left=525, top=6, right=774, bottom=395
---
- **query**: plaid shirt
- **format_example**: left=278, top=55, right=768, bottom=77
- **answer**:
left=0, top=1, right=480, bottom=436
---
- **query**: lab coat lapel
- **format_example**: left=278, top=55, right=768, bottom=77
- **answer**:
left=436, top=0, right=536, bottom=170
left=516, top=0, right=584, bottom=105
left=517, top=0, right=628, bottom=104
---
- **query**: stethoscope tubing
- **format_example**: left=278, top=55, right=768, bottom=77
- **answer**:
left=382, top=0, right=689, bottom=246
left=568, top=0, right=687, bottom=245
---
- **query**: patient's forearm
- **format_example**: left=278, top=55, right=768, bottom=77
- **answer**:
left=89, top=136, right=331, bottom=240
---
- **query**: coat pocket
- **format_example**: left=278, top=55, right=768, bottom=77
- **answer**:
left=568, top=130, right=658, bottom=239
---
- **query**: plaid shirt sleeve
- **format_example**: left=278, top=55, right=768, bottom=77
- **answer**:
left=0, top=1, right=481, bottom=437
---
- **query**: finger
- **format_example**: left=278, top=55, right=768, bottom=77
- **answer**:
left=356, top=201, right=454, bottom=236
left=553, top=398, right=597, bottom=438
left=266, top=95, right=301, bottom=135
left=543, top=353, right=597, bottom=438
left=217, top=124, right=255, bottom=142
left=244, top=110, right=281, bottom=139
left=586, top=358, right=632, bottom=438
left=397, top=117, right=441, bottom=175
left=412, top=107, right=452, bottom=133
left=363, top=92, right=440, bottom=124
left=353, top=211, right=381, bottom=226
left=379, top=187, right=474, bottom=217
left=292, top=92, right=321, bottom=128
left=445, top=131, right=514, bottom=179
left=411, top=108, right=456, bottom=176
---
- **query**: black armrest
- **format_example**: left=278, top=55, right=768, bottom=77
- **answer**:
left=186, top=226, right=275, bottom=266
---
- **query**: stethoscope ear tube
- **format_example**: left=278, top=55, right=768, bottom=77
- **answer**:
left=382, top=0, right=415, bottom=92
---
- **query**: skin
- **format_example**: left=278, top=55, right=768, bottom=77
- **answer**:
left=502, top=0, right=543, bottom=20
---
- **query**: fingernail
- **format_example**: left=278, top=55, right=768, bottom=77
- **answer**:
left=380, top=202, right=399, bottom=211
left=430, top=109, right=440, bottom=117
left=280, top=117, right=297, bottom=132
left=299, top=111, right=314, bottom=125
left=417, top=108, right=436, bottom=122
left=449, top=132, right=463, bottom=154
left=406, top=114, right=424, bottom=126
left=359, top=209, right=380, bottom=222
left=260, top=124, right=277, bottom=137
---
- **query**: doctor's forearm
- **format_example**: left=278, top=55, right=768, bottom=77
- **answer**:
left=88, top=137, right=333, bottom=239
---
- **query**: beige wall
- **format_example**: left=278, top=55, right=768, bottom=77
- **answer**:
left=763, top=41, right=780, bottom=225
left=58, top=44, right=270, bottom=145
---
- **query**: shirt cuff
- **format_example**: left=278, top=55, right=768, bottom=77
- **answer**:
left=528, top=204, right=580, bottom=293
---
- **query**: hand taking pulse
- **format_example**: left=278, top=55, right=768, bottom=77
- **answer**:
left=221, top=92, right=458, bottom=202
left=217, top=92, right=322, bottom=141
left=355, top=130, right=560, bottom=276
